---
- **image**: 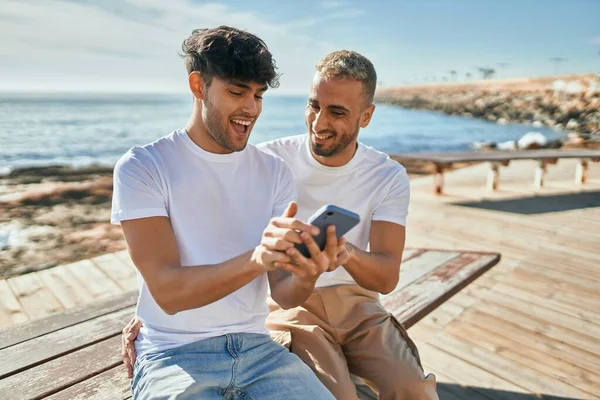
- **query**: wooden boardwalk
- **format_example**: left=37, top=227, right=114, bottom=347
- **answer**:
left=1, top=157, right=599, bottom=399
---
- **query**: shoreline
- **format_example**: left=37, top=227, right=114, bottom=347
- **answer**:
left=376, top=73, right=600, bottom=137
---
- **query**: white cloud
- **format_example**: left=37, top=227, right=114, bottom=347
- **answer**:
left=0, top=0, right=350, bottom=94
left=590, top=37, right=600, bottom=45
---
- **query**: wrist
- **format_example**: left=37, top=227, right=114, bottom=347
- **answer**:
left=250, top=246, right=270, bottom=273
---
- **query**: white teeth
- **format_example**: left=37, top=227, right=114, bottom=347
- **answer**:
left=315, top=133, right=332, bottom=139
left=232, top=119, right=251, bottom=126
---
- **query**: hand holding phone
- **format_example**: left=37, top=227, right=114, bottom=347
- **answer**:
left=294, top=205, right=360, bottom=258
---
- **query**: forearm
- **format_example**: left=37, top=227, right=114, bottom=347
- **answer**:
left=343, top=243, right=401, bottom=294
left=148, top=250, right=264, bottom=314
left=269, top=272, right=316, bottom=310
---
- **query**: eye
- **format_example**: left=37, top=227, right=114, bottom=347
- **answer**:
left=331, top=111, right=344, bottom=117
left=255, top=95, right=263, bottom=100
left=229, top=91, right=242, bottom=97
left=308, top=102, right=319, bottom=110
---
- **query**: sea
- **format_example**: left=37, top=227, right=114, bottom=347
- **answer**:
left=0, top=92, right=565, bottom=172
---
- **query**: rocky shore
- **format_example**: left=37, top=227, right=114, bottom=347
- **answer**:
left=376, top=73, right=600, bottom=141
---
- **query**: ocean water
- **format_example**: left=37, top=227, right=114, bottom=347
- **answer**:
left=0, top=93, right=565, bottom=170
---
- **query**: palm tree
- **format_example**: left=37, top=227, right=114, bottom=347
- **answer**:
left=549, top=57, right=567, bottom=75
left=448, top=70, right=457, bottom=81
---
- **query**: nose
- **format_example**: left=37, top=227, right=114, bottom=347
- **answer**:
left=312, top=110, right=327, bottom=132
left=241, top=95, right=259, bottom=116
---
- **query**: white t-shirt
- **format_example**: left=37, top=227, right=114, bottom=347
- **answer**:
left=258, top=134, right=410, bottom=288
left=111, top=129, right=296, bottom=356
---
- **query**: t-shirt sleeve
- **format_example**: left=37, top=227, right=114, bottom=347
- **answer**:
left=272, top=159, right=297, bottom=218
left=372, top=167, right=410, bottom=226
left=111, top=147, right=168, bottom=224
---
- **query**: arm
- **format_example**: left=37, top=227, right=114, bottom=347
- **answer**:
left=121, top=216, right=289, bottom=315
left=342, top=221, right=405, bottom=295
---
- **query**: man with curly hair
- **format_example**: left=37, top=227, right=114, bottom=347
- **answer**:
left=111, top=26, right=338, bottom=400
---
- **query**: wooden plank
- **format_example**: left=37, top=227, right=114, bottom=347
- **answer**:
left=37, top=266, right=95, bottom=309
left=0, top=336, right=122, bottom=400
left=112, top=250, right=136, bottom=271
left=0, top=279, right=28, bottom=329
left=381, top=253, right=500, bottom=329
left=445, top=319, right=600, bottom=395
left=392, top=250, right=460, bottom=292
left=0, top=291, right=138, bottom=350
left=6, top=272, right=64, bottom=320
left=431, top=331, right=594, bottom=398
left=418, top=343, right=529, bottom=397
left=63, top=260, right=122, bottom=299
left=44, top=365, right=130, bottom=400
left=456, top=308, right=600, bottom=374
left=462, top=289, right=600, bottom=358
left=0, top=307, right=133, bottom=379
left=91, top=253, right=138, bottom=291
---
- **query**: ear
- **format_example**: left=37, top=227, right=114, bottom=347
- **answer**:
left=359, top=104, right=376, bottom=128
left=188, top=72, right=206, bottom=101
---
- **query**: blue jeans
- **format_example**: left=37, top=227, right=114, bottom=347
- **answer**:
left=131, top=333, right=334, bottom=400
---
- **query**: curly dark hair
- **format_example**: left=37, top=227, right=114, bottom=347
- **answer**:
left=181, top=26, right=280, bottom=88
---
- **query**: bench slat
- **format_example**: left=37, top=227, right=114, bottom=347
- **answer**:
left=0, top=291, right=137, bottom=350
left=0, top=336, right=122, bottom=400
left=0, top=307, right=134, bottom=379
left=46, top=365, right=131, bottom=400
left=382, top=253, right=500, bottom=329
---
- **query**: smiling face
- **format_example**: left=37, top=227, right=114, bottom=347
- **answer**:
left=305, top=74, right=375, bottom=165
left=201, top=77, right=267, bottom=153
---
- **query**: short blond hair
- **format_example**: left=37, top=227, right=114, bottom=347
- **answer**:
left=315, top=50, right=377, bottom=104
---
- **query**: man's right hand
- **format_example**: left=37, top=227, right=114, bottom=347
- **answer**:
left=121, top=316, right=142, bottom=379
left=252, top=202, right=318, bottom=271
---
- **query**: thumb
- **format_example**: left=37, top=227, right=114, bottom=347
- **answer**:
left=281, top=201, right=297, bottom=218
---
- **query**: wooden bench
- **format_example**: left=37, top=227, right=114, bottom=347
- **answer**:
left=394, top=149, right=600, bottom=194
left=0, top=248, right=500, bottom=400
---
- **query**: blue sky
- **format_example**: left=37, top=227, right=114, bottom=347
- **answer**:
left=0, top=0, right=598, bottom=94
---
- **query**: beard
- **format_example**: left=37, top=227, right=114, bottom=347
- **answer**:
left=203, top=94, right=247, bottom=152
left=310, top=122, right=360, bottom=157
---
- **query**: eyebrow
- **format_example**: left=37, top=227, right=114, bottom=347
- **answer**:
left=309, top=98, right=349, bottom=113
left=229, top=80, right=268, bottom=92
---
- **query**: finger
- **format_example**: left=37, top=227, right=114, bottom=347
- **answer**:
left=273, top=261, right=306, bottom=277
left=285, top=245, right=312, bottom=267
left=300, top=232, right=325, bottom=262
left=272, top=218, right=319, bottom=236
left=263, top=248, right=292, bottom=264
left=121, top=339, right=133, bottom=378
left=281, top=201, right=297, bottom=218
left=131, top=318, right=142, bottom=337
left=264, top=227, right=303, bottom=244
left=126, top=341, right=137, bottom=367
left=262, top=236, right=295, bottom=251
left=325, top=225, right=338, bottom=259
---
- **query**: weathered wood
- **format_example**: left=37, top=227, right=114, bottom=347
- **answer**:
left=381, top=253, right=500, bottom=329
left=433, top=331, right=594, bottom=398
left=0, top=336, right=122, bottom=400
left=6, top=272, right=64, bottom=320
left=37, top=265, right=95, bottom=309
left=0, top=307, right=134, bottom=379
left=0, top=291, right=137, bottom=350
left=0, top=279, right=28, bottom=329
left=487, top=162, right=500, bottom=191
left=393, top=250, right=460, bottom=291
left=63, top=260, right=122, bottom=300
left=45, top=365, right=130, bottom=400
left=90, top=253, right=138, bottom=291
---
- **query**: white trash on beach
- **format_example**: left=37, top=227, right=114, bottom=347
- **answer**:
left=517, top=132, right=547, bottom=149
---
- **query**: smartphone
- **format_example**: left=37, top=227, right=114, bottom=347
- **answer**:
left=294, top=204, right=360, bottom=258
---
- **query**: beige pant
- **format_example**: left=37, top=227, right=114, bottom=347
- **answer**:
left=267, top=284, right=438, bottom=400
